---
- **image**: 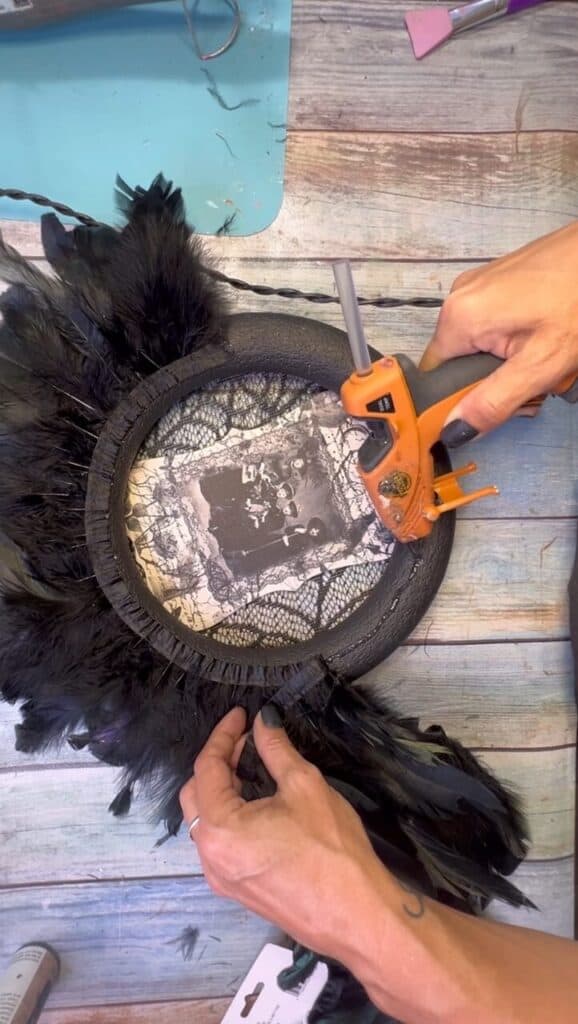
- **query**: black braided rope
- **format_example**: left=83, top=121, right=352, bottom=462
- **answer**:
left=0, top=187, right=444, bottom=311
left=0, top=188, right=101, bottom=228
left=207, top=267, right=444, bottom=309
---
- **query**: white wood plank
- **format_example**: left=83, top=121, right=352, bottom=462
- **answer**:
left=1, top=219, right=41, bottom=256
left=0, top=10, right=575, bottom=1012
left=482, top=748, right=576, bottom=861
left=0, top=879, right=282, bottom=1008
left=0, top=707, right=81, bottom=770
left=43, top=998, right=230, bottom=1024
left=0, top=256, right=459, bottom=358
left=2, top=639, right=574, bottom=771
left=31, top=865, right=578, bottom=1018
left=1, top=259, right=576, bottom=520
left=489, top=858, right=574, bottom=939
left=0, top=744, right=573, bottom=887
left=0, top=863, right=571, bottom=1011
left=33, top=857, right=575, bottom=1024
left=3, top=132, right=578, bottom=260
left=0, top=763, right=201, bottom=884
left=290, top=2, right=578, bottom=133
left=1, top=641, right=573, bottom=770
left=365, top=641, right=576, bottom=749
left=410, top=518, right=576, bottom=645
left=0, top=521, right=573, bottom=767
left=0, top=708, right=85, bottom=770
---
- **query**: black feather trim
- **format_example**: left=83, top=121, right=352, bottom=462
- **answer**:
left=108, top=784, right=133, bottom=818
left=0, top=175, right=532, bottom=922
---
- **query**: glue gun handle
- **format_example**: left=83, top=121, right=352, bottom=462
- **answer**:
left=398, top=353, right=578, bottom=415
left=396, top=352, right=502, bottom=416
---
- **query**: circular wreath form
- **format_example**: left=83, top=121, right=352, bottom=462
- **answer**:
left=0, top=176, right=530, bottom=917
left=87, top=313, right=455, bottom=679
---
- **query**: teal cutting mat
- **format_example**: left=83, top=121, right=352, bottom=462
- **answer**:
left=0, top=1, right=291, bottom=235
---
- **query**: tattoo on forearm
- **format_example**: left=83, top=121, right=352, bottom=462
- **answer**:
left=399, top=880, right=426, bottom=920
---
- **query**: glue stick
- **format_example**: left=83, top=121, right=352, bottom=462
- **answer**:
left=0, top=944, right=60, bottom=1024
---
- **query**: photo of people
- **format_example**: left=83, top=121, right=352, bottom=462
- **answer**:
left=199, top=442, right=345, bottom=578
left=126, top=381, right=394, bottom=632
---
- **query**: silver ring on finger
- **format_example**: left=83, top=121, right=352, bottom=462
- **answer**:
left=188, top=815, right=201, bottom=839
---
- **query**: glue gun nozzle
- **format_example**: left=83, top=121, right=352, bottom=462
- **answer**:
left=332, top=261, right=372, bottom=375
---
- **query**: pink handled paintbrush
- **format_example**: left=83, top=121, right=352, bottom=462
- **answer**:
left=405, top=0, right=549, bottom=60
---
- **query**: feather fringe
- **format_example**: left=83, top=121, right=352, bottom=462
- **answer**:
left=0, top=174, right=532, bottom=916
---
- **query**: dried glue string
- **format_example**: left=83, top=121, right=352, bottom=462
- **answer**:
left=0, top=187, right=444, bottom=311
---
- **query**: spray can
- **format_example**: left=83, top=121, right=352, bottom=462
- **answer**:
left=0, top=945, right=60, bottom=1024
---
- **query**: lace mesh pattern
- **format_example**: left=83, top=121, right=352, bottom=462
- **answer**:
left=128, top=373, right=393, bottom=647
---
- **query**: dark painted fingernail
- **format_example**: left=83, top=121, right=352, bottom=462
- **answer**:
left=440, top=418, right=479, bottom=449
left=260, top=704, right=283, bottom=729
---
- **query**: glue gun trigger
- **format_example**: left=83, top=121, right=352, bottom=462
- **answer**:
left=358, top=420, right=394, bottom=473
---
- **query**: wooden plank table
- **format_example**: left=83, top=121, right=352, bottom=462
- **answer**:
left=1, top=3, right=577, bottom=1020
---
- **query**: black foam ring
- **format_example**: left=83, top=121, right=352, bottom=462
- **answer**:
left=84, top=304, right=455, bottom=681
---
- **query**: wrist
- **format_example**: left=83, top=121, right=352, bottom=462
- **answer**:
left=336, top=864, right=477, bottom=1024
left=326, top=856, right=399, bottom=978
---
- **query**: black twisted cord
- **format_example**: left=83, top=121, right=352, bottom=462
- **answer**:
left=206, top=266, right=443, bottom=309
left=0, top=188, right=101, bottom=228
left=0, top=187, right=444, bottom=310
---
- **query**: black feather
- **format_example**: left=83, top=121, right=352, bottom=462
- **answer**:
left=108, top=784, right=133, bottom=817
left=400, top=818, right=537, bottom=910
left=165, top=926, right=200, bottom=962
left=0, top=175, right=532, bottom=928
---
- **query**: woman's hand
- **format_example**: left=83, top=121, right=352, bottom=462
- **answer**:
left=180, top=708, right=578, bottom=1024
left=420, top=223, right=578, bottom=446
left=179, top=706, right=393, bottom=966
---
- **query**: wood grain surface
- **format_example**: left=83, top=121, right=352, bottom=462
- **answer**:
left=0, top=863, right=570, bottom=1011
left=0, top=878, right=282, bottom=1007
left=0, top=742, right=572, bottom=889
left=1, top=0, right=576, bottom=1010
left=4, top=132, right=578, bottom=260
left=42, top=998, right=231, bottom=1024
left=1, top=640, right=574, bottom=771
left=2, top=270, right=576, bottom=519
left=289, top=2, right=578, bottom=133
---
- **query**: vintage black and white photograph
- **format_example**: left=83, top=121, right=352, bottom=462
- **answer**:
left=126, top=383, right=394, bottom=631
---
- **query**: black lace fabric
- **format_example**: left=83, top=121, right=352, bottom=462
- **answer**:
left=126, top=372, right=395, bottom=647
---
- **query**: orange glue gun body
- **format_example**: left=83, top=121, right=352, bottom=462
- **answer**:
left=340, top=352, right=578, bottom=543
